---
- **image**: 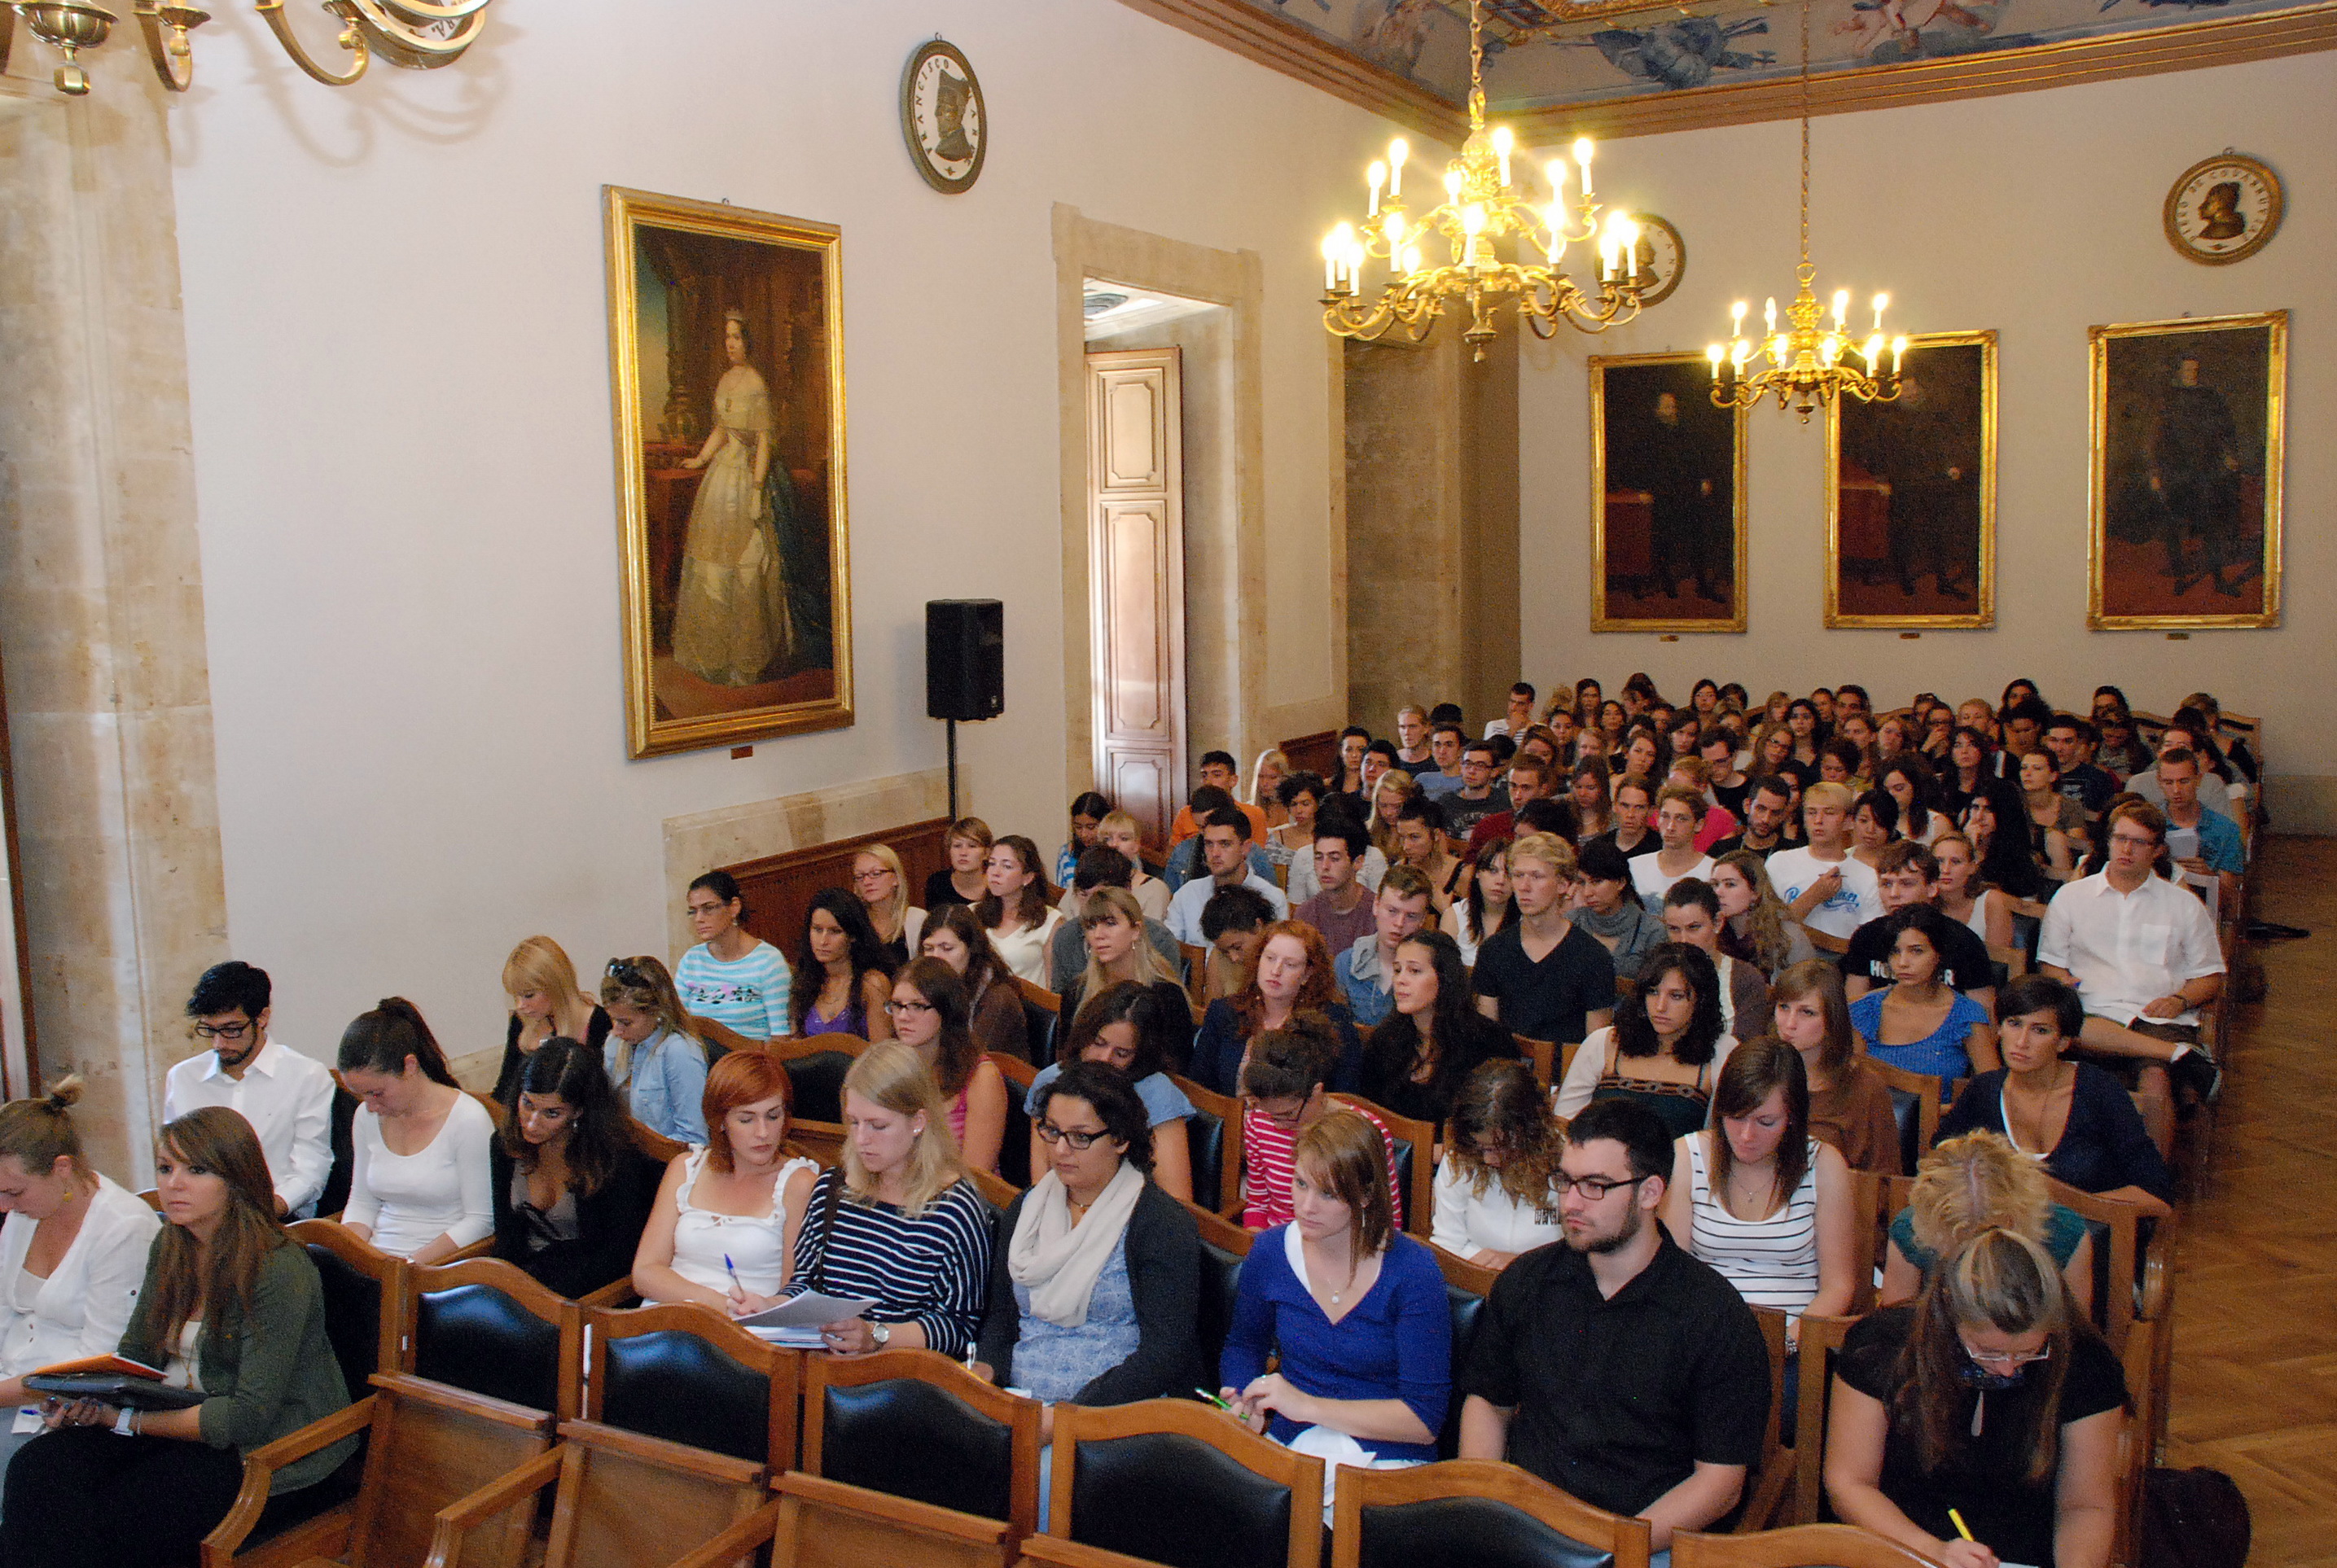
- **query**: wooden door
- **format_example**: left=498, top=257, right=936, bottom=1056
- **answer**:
left=1086, top=348, right=1186, bottom=852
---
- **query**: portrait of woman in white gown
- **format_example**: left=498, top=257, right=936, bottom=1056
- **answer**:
left=670, top=309, right=794, bottom=686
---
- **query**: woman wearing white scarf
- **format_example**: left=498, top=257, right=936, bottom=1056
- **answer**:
left=974, top=1062, right=1200, bottom=1436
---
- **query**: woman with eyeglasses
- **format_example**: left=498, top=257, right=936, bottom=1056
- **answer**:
left=1023, top=983, right=1195, bottom=1204
left=1827, top=1225, right=2128, bottom=1568
left=887, top=958, right=1009, bottom=1174
left=490, top=1038, right=654, bottom=1299
left=677, top=870, right=793, bottom=1040
left=492, top=935, right=612, bottom=1114
left=849, top=846, right=927, bottom=970
left=975, top=1061, right=1200, bottom=1438
left=1431, top=1059, right=1566, bottom=1268
left=598, top=954, right=717, bottom=1145
left=791, top=888, right=897, bottom=1041
left=632, top=1051, right=821, bottom=1316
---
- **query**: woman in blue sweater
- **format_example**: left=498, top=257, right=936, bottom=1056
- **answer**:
left=1219, top=1110, right=1450, bottom=1469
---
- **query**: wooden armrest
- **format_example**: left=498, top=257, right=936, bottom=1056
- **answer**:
left=204, top=1395, right=377, bottom=1560
left=445, top=1236, right=495, bottom=1264
left=422, top=1447, right=564, bottom=1568
left=660, top=1498, right=784, bottom=1568
left=1735, top=1451, right=1795, bottom=1533
left=577, top=1277, right=637, bottom=1310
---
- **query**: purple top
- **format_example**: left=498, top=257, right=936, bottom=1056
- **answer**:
left=801, top=998, right=867, bottom=1037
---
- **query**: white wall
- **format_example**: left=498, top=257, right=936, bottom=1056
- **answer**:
left=168, top=1, right=1396, bottom=1056
left=1515, top=54, right=2337, bottom=823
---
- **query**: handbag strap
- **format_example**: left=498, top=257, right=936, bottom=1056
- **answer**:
left=809, top=1163, right=845, bottom=1295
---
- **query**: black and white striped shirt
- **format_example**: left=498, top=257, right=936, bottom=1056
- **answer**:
left=791, top=1167, right=995, bottom=1358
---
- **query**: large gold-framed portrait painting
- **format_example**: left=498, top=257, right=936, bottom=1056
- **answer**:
left=2089, top=311, right=2284, bottom=630
left=1590, top=353, right=1748, bottom=633
left=606, top=186, right=852, bottom=758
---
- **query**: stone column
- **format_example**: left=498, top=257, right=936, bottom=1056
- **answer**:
left=0, top=74, right=227, bottom=1180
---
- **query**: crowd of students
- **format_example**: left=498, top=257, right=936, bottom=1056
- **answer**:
left=0, top=671, right=2251, bottom=1567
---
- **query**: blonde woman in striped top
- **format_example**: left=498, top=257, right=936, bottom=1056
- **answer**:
left=1660, top=1036, right=1859, bottom=1351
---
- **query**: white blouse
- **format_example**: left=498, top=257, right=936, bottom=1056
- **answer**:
left=988, top=908, right=1066, bottom=988
left=659, top=1148, right=820, bottom=1299
left=0, top=1176, right=160, bottom=1383
left=1430, top=1160, right=1564, bottom=1261
left=344, top=1092, right=496, bottom=1259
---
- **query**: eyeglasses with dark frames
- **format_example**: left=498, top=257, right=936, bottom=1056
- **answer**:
left=1035, top=1122, right=1112, bottom=1150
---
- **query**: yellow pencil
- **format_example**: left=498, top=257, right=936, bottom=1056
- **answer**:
left=1948, top=1508, right=1975, bottom=1542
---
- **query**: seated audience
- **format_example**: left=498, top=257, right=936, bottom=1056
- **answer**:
left=2129, top=727, right=2239, bottom=820
left=1850, top=906, right=2001, bottom=1085
left=851, top=846, right=928, bottom=971
left=1712, top=850, right=1817, bottom=976
left=493, top=934, right=615, bottom=1111
left=1568, top=760, right=1614, bottom=843
left=1056, top=887, right=1190, bottom=1041
left=1440, top=741, right=1513, bottom=842
left=601, top=954, right=718, bottom=1144
left=1465, top=755, right=1558, bottom=856
left=1292, top=816, right=1379, bottom=961
left=1361, top=930, right=1521, bottom=1126
left=1612, top=729, right=1667, bottom=790
left=1252, top=749, right=1294, bottom=839
left=1571, top=839, right=1664, bottom=982
left=0, top=1079, right=161, bottom=1503
left=1962, top=791, right=2049, bottom=903
left=678, top=870, right=793, bottom=1038
left=1661, top=1038, right=1859, bottom=1342
left=2151, top=747, right=2246, bottom=913
left=1193, top=919, right=1361, bottom=1099
left=1702, top=729, right=1750, bottom=817
left=1659, top=879, right=1771, bottom=1036
left=1486, top=681, right=1537, bottom=740
left=1828, top=1229, right=2128, bottom=1568
left=1367, top=769, right=1418, bottom=864
left=888, top=958, right=1010, bottom=1174
left=1392, top=705, right=1433, bottom=770
left=1931, top=831, right=2016, bottom=952
left=1940, top=976, right=2175, bottom=1214
left=1287, top=794, right=1388, bottom=908
left=1028, top=983, right=1197, bottom=1202
left=1879, top=1131, right=2095, bottom=1314
left=2017, top=751, right=2085, bottom=880
left=164, top=961, right=335, bottom=1219
left=1556, top=943, right=1738, bottom=1137
left=2038, top=800, right=2224, bottom=1152
left=791, top=1042, right=996, bottom=1357
left=1240, top=1019, right=1402, bottom=1230
left=1413, top=722, right=1467, bottom=798
left=1848, top=788, right=1901, bottom=873
left=1878, top=757, right=1946, bottom=847
left=1768, top=782, right=1886, bottom=954
left=1053, top=794, right=1111, bottom=889
left=1595, top=777, right=1660, bottom=861
left=922, top=903, right=1033, bottom=1062
left=1821, top=738, right=1870, bottom=793
left=980, top=834, right=1066, bottom=988
left=1634, top=786, right=1717, bottom=908
left=1170, top=752, right=1269, bottom=844
left=1166, top=806, right=1289, bottom=944
left=1471, top=834, right=1616, bottom=1047
left=1458, top=1097, right=1769, bottom=1551
left=633, top=1052, right=821, bottom=1313
left=1392, top=795, right=1462, bottom=911
left=337, top=998, right=493, bottom=1263
left=490, top=1037, right=654, bottom=1298
left=1094, top=810, right=1173, bottom=922
left=1442, top=833, right=1516, bottom=966
left=1841, top=842, right=1998, bottom=1013
left=1329, top=725, right=1372, bottom=802
left=977, top=1062, right=1201, bottom=1429
left=1770, top=961, right=1901, bottom=1176
left=1199, top=883, right=1277, bottom=1002
left=1270, top=769, right=1325, bottom=862
left=927, top=816, right=995, bottom=911
left=1668, top=756, right=1738, bottom=851
left=1710, top=775, right=1795, bottom=859
left=791, top=887, right=896, bottom=1040
left=1335, top=865, right=1436, bottom=1029
left=1, top=1109, right=355, bottom=1568
left=1221, top=1110, right=1452, bottom=1469
left=1432, top=1059, right=1567, bottom=1266
left=1048, top=845, right=1181, bottom=992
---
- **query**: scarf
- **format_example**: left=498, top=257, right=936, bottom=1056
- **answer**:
left=1008, top=1159, right=1145, bottom=1328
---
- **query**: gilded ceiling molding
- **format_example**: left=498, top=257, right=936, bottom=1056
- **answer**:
left=1111, top=0, right=1465, bottom=141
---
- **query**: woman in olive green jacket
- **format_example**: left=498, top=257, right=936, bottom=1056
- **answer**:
left=2, top=1106, right=355, bottom=1567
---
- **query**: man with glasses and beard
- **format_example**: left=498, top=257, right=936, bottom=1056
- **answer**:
left=1458, top=1097, right=1769, bottom=1554
left=163, top=960, right=337, bottom=1218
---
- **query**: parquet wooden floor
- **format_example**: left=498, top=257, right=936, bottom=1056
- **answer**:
left=2165, top=834, right=2337, bottom=1566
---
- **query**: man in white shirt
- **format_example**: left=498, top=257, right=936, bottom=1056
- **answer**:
left=1765, top=782, right=1883, bottom=955
left=1632, top=786, right=1715, bottom=909
left=1483, top=681, right=1537, bottom=740
left=164, top=961, right=337, bottom=1217
left=1166, top=806, right=1288, bottom=944
left=2040, top=799, right=2225, bottom=1153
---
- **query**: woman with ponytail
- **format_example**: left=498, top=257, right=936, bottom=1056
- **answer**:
left=2, top=1107, right=355, bottom=1566
left=335, top=998, right=494, bottom=1262
left=0, top=1080, right=161, bottom=1504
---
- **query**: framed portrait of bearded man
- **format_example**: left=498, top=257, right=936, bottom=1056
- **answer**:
left=2088, top=311, right=2284, bottom=630
left=606, top=186, right=853, bottom=758
left=1590, top=352, right=1748, bottom=633
left=1826, top=331, right=1997, bottom=629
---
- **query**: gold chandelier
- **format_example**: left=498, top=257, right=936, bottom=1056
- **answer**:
left=0, top=0, right=490, bottom=97
left=1708, top=0, right=1904, bottom=421
left=1321, top=0, right=1649, bottom=361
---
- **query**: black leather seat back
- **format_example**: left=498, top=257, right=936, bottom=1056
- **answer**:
left=820, top=1377, right=1015, bottom=1521
left=1360, top=1496, right=1614, bottom=1568
left=1069, top=1430, right=1298, bottom=1568
left=998, top=1080, right=1033, bottom=1189
left=1436, top=1284, right=1484, bottom=1459
left=1195, top=1240, right=1246, bottom=1378
left=1184, top=1102, right=1226, bottom=1211
left=1385, top=1131, right=1416, bottom=1212
left=304, top=1242, right=382, bottom=1401
left=1022, top=1001, right=1058, bottom=1065
left=2081, top=1216, right=2115, bottom=1338
left=603, top=1329, right=768, bottom=1464
left=1888, top=1086, right=1922, bottom=1176
left=413, top=1283, right=559, bottom=1413
left=783, top=1052, right=853, bottom=1124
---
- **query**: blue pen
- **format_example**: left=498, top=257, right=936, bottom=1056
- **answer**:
left=723, top=1254, right=744, bottom=1297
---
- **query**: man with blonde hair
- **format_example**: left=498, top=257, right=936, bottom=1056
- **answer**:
left=1471, top=833, right=1616, bottom=1046
left=1765, top=781, right=1883, bottom=953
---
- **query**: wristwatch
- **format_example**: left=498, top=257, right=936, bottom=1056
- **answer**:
left=870, top=1324, right=892, bottom=1349
left=111, top=1406, right=138, bottom=1438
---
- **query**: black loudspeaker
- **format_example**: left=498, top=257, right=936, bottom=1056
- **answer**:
left=926, top=599, right=1004, bottom=721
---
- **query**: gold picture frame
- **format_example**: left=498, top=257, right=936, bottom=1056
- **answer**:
left=1589, top=351, right=1748, bottom=634
left=2087, top=310, right=2284, bottom=630
left=605, top=186, right=853, bottom=757
left=1824, top=330, right=1997, bottom=630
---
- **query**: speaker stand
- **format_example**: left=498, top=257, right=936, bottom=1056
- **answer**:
left=945, top=717, right=959, bottom=821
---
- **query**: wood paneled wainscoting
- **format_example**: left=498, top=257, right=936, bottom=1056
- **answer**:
left=1279, top=730, right=1338, bottom=782
left=723, top=820, right=951, bottom=959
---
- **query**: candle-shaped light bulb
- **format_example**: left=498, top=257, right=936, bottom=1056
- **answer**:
left=1444, top=167, right=1462, bottom=201
left=1385, top=212, right=1405, bottom=252
left=1322, top=233, right=1340, bottom=293
left=1545, top=204, right=1564, bottom=261
left=1862, top=333, right=1882, bottom=366
left=1348, top=239, right=1367, bottom=286
left=1546, top=160, right=1568, bottom=202
left=1389, top=138, right=1409, bottom=197
left=1892, top=335, right=1908, bottom=373
left=1731, top=300, right=1749, bottom=331
left=1708, top=344, right=1725, bottom=380
left=1619, top=219, right=1641, bottom=278
left=1831, top=289, right=1849, bottom=329
left=1491, top=125, right=1514, bottom=188
left=1368, top=160, right=1387, bottom=217
left=1764, top=297, right=1778, bottom=333
left=1871, top=291, right=1888, bottom=331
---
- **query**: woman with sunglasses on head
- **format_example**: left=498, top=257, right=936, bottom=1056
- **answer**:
left=1827, top=1225, right=2127, bottom=1568
left=791, top=888, right=897, bottom=1041
left=598, top=954, right=717, bottom=1145
left=677, top=870, right=793, bottom=1040
left=633, top=1052, right=821, bottom=1316
left=888, top=958, right=1010, bottom=1174
left=490, top=1038, right=654, bottom=1299
left=493, top=935, right=612, bottom=1115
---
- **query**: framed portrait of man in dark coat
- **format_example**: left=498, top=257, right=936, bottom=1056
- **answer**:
left=2089, top=311, right=2283, bottom=629
left=1590, top=353, right=1747, bottom=633
left=1826, top=331, right=1996, bottom=629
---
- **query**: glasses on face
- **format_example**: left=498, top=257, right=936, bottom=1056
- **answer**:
left=193, top=1020, right=254, bottom=1040
left=1553, top=1172, right=1644, bottom=1200
left=883, top=999, right=935, bottom=1016
left=1960, top=1339, right=2052, bottom=1369
left=2109, top=832, right=2159, bottom=851
left=1035, top=1122, right=1111, bottom=1150
left=853, top=868, right=896, bottom=885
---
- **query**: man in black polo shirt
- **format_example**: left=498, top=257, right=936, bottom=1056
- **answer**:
left=1458, top=1098, right=1769, bottom=1551
left=1839, top=841, right=1997, bottom=1014
left=1709, top=775, right=1793, bottom=859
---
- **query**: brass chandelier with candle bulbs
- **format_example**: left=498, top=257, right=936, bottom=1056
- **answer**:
left=0, top=0, right=491, bottom=98
left=1708, top=0, right=1903, bottom=421
left=1321, top=0, right=1651, bottom=362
